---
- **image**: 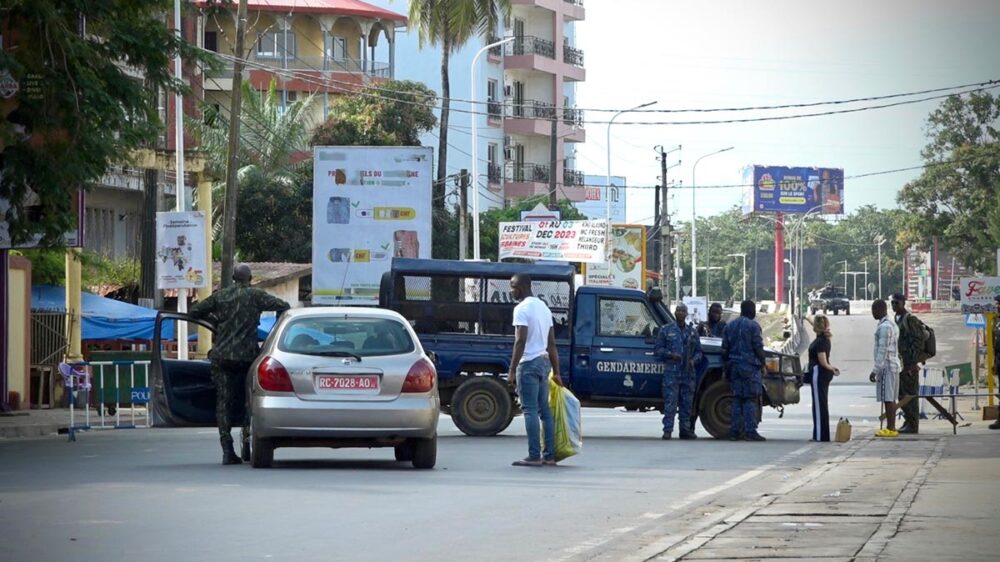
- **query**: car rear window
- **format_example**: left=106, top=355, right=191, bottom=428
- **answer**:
left=278, top=317, right=415, bottom=357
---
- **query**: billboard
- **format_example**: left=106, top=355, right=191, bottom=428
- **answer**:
left=155, top=211, right=208, bottom=290
left=577, top=175, right=626, bottom=222
left=312, top=146, right=433, bottom=305
left=584, top=224, right=646, bottom=290
left=959, top=277, right=1000, bottom=314
left=742, top=165, right=844, bottom=215
left=498, top=220, right=608, bottom=263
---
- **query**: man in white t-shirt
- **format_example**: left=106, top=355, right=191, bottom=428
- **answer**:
left=509, top=273, right=564, bottom=467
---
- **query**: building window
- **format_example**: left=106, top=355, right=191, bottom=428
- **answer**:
left=487, top=143, right=501, bottom=183
left=204, top=31, right=218, bottom=52
left=330, top=36, right=348, bottom=61
left=257, top=31, right=295, bottom=60
left=487, top=79, right=500, bottom=118
left=279, top=91, right=298, bottom=115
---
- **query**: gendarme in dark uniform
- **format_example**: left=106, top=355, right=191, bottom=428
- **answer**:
left=190, top=264, right=290, bottom=465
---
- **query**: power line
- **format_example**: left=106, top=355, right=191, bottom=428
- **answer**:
left=201, top=48, right=1000, bottom=126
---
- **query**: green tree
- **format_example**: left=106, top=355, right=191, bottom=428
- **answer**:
left=897, top=91, right=1000, bottom=273
left=408, top=0, right=511, bottom=211
left=0, top=0, right=209, bottom=246
left=311, top=80, right=437, bottom=146
left=191, top=80, right=315, bottom=262
left=478, top=197, right=587, bottom=262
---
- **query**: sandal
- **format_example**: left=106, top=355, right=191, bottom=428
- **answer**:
left=512, top=458, right=543, bottom=467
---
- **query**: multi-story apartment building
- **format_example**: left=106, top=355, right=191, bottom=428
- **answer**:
left=194, top=0, right=406, bottom=127
left=367, top=0, right=586, bottom=209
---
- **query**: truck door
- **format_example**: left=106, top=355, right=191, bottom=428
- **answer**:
left=588, top=297, right=664, bottom=399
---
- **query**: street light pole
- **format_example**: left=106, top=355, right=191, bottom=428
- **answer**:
left=606, top=101, right=657, bottom=223
left=691, top=146, right=733, bottom=297
left=471, top=36, right=514, bottom=261
left=875, top=235, right=886, bottom=299
left=728, top=253, right=747, bottom=301
left=784, top=258, right=797, bottom=312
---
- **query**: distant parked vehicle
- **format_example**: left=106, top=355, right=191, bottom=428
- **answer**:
left=810, top=288, right=851, bottom=315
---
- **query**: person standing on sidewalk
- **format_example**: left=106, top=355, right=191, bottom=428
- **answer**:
left=655, top=303, right=703, bottom=440
left=869, top=300, right=901, bottom=437
left=508, top=274, right=563, bottom=467
left=890, top=294, right=928, bottom=434
left=808, top=315, right=840, bottom=442
left=190, top=264, right=290, bottom=465
left=722, top=300, right=767, bottom=441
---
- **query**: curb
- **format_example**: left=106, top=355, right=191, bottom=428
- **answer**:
left=0, top=423, right=67, bottom=439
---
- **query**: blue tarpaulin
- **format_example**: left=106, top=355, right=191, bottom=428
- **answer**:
left=31, top=285, right=276, bottom=341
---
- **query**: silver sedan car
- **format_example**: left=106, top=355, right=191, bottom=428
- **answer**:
left=247, top=307, right=439, bottom=469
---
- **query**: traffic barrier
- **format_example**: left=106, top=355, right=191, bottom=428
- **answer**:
left=917, top=367, right=963, bottom=421
left=59, top=360, right=152, bottom=441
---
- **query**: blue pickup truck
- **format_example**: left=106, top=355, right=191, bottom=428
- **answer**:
left=379, top=258, right=802, bottom=439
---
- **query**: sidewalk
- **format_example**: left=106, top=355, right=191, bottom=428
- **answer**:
left=0, top=408, right=71, bottom=439
left=647, top=421, right=999, bottom=561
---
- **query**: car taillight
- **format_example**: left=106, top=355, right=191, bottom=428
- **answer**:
left=257, top=356, right=293, bottom=392
left=402, top=357, right=436, bottom=393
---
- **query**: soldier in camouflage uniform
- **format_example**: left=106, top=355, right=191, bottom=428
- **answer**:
left=190, top=264, right=290, bottom=465
left=890, top=293, right=928, bottom=434
left=655, top=303, right=703, bottom=440
left=722, top=300, right=767, bottom=441
left=991, top=295, right=1000, bottom=430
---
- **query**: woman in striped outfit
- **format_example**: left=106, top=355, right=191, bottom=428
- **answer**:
left=807, top=315, right=840, bottom=441
left=869, top=299, right=901, bottom=437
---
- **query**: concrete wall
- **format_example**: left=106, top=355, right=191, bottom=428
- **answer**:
left=6, top=256, right=30, bottom=410
left=262, top=278, right=301, bottom=308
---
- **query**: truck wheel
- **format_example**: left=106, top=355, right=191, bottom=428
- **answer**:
left=451, top=377, right=514, bottom=436
left=699, top=381, right=733, bottom=439
left=411, top=436, right=437, bottom=469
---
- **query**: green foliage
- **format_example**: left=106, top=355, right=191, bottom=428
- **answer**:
left=897, top=91, right=1000, bottom=273
left=310, top=80, right=437, bottom=147
left=190, top=80, right=315, bottom=260
left=0, top=0, right=210, bottom=246
left=14, top=249, right=66, bottom=286
left=13, top=249, right=140, bottom=290
left=477, top=198, right=587, bottom=262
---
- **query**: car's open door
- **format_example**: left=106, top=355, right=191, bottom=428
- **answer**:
left=150, top=312, right=219, bottom=427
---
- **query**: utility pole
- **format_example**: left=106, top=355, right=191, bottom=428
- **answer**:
left=656, top=145, right=680, bottom=302
left=220, top=0, right=249, bottom=289
left=458, top=169, right=469, bottom=260
left=548, top=116, right=558, bottom=207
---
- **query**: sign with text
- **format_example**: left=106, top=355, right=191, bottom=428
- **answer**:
left=312, top=146, right=433, bottom=305
left=584, top=224, right=647, bottom=290
left=498, top=220, right=608, bottom=263
left=155, top=211, right=207, bottom=289
left=959, top=276, right=1000, bottom=314
left=742, top=165, right=844, bottom=215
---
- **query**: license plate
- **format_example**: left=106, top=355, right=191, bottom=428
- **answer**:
left=315, top=374, right=380, bottom=392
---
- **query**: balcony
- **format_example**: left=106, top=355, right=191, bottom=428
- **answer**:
left=509, top=162, right=550, bottom=184
left=487, top=100, right=503, bottom=120
left=487, top=163, right=503, bottom=185
left=204, top=52, right=391, bottom=84
left=563, top=168, right=585, bottom=187
left=563, top=106, right=583, bottom=127
left=504, top=36, right=556, bottom=59
left=564, top=0, right=583, bottom=5
left=507, top=99, right=556, bottom=120
left=563, top=45, right=584, bottom=67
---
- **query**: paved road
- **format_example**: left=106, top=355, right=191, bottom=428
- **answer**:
left=0, top=311, right=969, bottom=562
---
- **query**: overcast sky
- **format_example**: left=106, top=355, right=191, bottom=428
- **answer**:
left=572, top=0, right=1000, bottom=225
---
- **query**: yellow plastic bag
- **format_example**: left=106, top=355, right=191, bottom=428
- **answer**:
left=549, top=376, right=582, bottom=461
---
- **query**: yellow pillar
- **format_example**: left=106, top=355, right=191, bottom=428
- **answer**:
left=194, top=174, right=214, bottom=359
left=64, top=248, right=83, bottom=363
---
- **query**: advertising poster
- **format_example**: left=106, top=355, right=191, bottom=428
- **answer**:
left=959, top=277, right=1000, bottom=314
left=312, top=146, right=433, bottom=305
left=742, top=165, right=844, bottom=215
left=576, top=175, right=626, bottom=222
left=498, top=220, right=608, bottom=263
left=683, top=296, right=709, bottom=325
left=584, top=224, right=647, bottom=290
left=1, top=189, right=84, bottom=249
left=155, top=211, right=207, bottom=289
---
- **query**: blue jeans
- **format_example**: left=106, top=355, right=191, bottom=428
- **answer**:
left=516, top=356, right=555, bottom=461
left=729, top=368, right=762, bottom=436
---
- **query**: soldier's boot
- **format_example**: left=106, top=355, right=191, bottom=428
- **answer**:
left=679, top=428, right=698, bottom=440
left=222, top=444, right=242, bottom=465
left=241, top=441, right=251, bottom=462
left=989, top=418, right=1000, bottom=430
left=745, top=432, right=766, bottom=441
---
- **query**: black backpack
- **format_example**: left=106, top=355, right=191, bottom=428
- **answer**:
left=907, top=314, right=936, bottom=361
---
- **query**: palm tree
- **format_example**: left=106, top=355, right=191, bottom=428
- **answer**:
left=409, top=0, right=511, bottom=210
left=192, top=80, right=315, bottom=248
